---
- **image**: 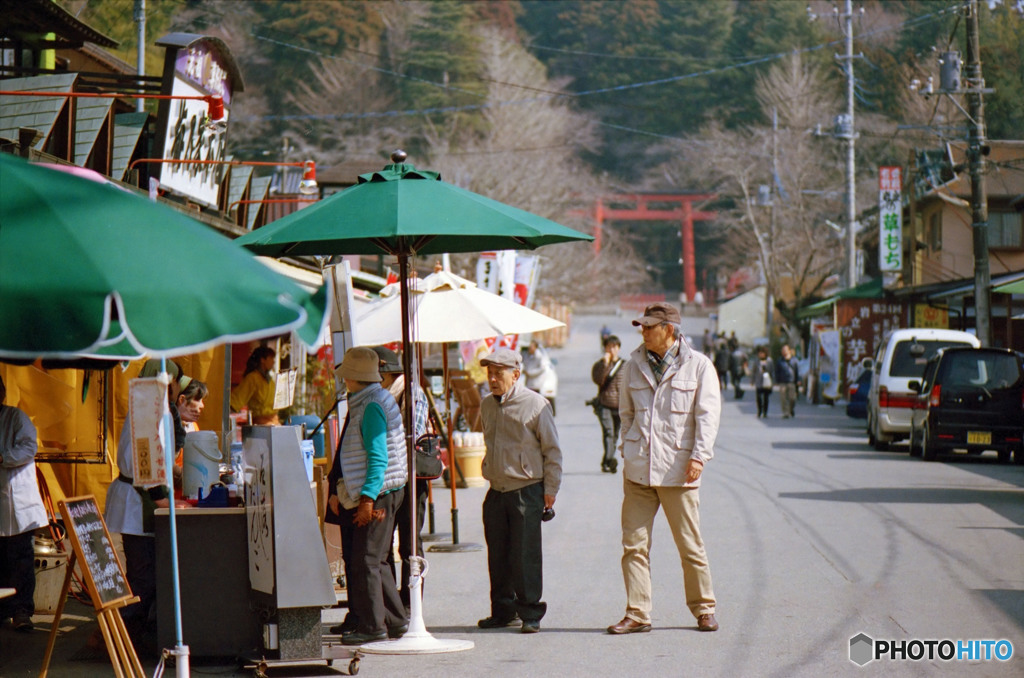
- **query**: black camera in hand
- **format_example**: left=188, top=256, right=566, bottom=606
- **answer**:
left=542, top=507, right=555, bottom=522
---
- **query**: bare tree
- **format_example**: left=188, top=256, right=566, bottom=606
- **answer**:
left=659, top=52, right=847, bottom=327
left=421, top=25, right=650, bottom=304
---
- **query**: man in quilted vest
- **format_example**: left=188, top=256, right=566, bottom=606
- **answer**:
left=328, top=347, right=409, bottom=646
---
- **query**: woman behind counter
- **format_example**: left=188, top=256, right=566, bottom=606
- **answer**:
left=230, top=346, right=279, bottom=425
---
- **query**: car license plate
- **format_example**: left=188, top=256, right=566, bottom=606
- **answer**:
left=967, top=431, right=991, bottom=445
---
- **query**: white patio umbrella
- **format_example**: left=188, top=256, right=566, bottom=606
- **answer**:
left=352, top=269, right=564, bottom=346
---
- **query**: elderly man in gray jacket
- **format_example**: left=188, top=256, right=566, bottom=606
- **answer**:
left=607, top=302, right=721, bottom=635
left=477, top=347, right=561, bottom=635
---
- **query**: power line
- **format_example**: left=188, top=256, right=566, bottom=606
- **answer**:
left=236, top=3, right=964, bottom=137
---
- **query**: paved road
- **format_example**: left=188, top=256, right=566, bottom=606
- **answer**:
left=5, top=313, right=1022, bottom=677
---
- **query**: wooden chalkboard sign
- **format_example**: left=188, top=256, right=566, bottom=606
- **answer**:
left=42, top=495, right=143, bottom=678
left=59, top=495, right=132, bottom=609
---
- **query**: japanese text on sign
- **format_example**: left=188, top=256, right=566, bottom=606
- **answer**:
left=879, top=166, right=903, bottom=272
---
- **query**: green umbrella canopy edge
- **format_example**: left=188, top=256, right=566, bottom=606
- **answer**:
left=234, top=157, right=593, bottom=258
left=0, top=153, right=329, bottom=360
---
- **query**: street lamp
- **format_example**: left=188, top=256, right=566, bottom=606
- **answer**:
left=0, top=90, right=227, bottom=132
left=128, top=158, right=318, bottom=195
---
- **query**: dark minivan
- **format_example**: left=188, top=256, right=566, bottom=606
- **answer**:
left=909, top=347, right=1024, bottom=464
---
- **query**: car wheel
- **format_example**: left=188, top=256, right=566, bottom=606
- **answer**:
left=909, top=425, right=922, bottom=457
left=872, top=429, right=889, bottom=452
left=1015, top=447, right=1024, bottom=466
left=867, top=417, right=876, bottom=447
left=921, top=426, right=938, bottom=461
left=998, top=448, right=1011, bottom=464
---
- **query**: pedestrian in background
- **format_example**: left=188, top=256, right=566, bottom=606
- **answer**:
left=0, top=373, right=48, bottom=633
left=478, top=348, right=562, bottom=634
left=701, top=328, right=714, bottom=357
left=713, top=336, right=731, bottom=391
left=775, top=344, right=800, bottom=419
left=522, top=339, right=558, bottom=415
left=591, top=335, right=626, bottom=473
left=608, top=302, right=720, bottom=636
left=752, top=347, right=774, bottom=418
left=230, top=345, right=279, bottom=425
left=729, top=344, right=748, bottom=399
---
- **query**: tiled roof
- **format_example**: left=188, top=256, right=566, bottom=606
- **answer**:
left=246, top=176, right=273, bottom=231
left=73, top=96, right=113, bottom=165
left=0, top=73, right=78, bottom=148
left=112, top=112, right=149, bottom=181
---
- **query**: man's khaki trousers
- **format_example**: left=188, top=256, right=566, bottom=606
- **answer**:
left=620, top=478, right=716, bottom=624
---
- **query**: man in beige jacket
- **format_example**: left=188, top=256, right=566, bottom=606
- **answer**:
left=477, top=347, right=561, bottom=635
left=607, top=302, right=721, bottom=635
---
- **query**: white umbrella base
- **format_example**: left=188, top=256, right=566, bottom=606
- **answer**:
left=359, top=633, right=474, bottom=655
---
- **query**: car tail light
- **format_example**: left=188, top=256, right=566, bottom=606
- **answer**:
left=930, top=384, right=941, bottom=407
left=880, top=385, right=916, bottom=409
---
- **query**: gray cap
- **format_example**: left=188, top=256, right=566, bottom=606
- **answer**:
left=480, top=347, right=522, bottom=370
left=371, top=346, right=402, bottom=373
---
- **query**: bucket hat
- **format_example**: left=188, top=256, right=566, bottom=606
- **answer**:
left=337, top=346, right=382, bottom=382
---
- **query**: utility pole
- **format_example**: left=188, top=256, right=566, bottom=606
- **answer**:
left=134, top=0, right=146, bottom=113
left=839, top=0, right=858, bottom=289
left=965, top=0, right=991, bottom=346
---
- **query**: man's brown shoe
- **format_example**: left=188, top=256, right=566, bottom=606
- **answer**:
left=606, top=617, right=651, bottom=634
left=697, top=613, right=719, bottom=632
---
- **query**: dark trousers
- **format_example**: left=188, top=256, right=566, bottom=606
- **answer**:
left=597, top=405, right=620, bottom=470
left=731, top=372, right=745, bottom=399
left=482, top=482, right=546, bottom=623
left=0, top=531, right=35, bottom=619
left=395, top=480, right=428, bottom=613
left=347, top=487, right=407, bottom=635
left=756, top=387, right=772, bottom=417
left=120, top=534, right=157, bottom=644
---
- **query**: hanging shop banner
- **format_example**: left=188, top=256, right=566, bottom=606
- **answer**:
left=476, top=252, right=498, bottom=294
left=129, top=378, right=170, bottom=488
left=879, top=166, right=903, bottom=272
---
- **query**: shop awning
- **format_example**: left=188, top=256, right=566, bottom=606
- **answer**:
left=796, top=278, right=884, bottom=319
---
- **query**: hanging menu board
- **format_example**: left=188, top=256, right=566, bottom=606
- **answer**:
left=59, top=496, right=133, bottom=609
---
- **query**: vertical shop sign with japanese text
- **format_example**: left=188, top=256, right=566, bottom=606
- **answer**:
left=879, top=166, right=903, bottom=272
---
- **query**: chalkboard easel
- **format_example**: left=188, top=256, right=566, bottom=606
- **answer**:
left=39, top=495, right=144, bottom=678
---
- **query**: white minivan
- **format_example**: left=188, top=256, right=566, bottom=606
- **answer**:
left=866, top=328, right=980, bottom=450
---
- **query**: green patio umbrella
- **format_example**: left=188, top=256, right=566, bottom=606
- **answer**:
left=235, top=150, right=592, bottom=655
left=234, top=151, right=590, bottom=258
left=1, top=152, right=330, bottom=677
left=0, top=153, right=327, bottom=360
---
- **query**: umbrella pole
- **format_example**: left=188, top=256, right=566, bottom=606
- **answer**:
left=361, top=252, right=472, bottom=655
left=160, top=358, right=191, bottom=678
left=427, top=347, right=482, bottom=554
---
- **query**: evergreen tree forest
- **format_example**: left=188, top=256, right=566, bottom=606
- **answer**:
left=59, top=0, right=1024, bottom=306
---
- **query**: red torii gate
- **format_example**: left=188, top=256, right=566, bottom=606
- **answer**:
left=591, top=193, right=715, bottom=304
